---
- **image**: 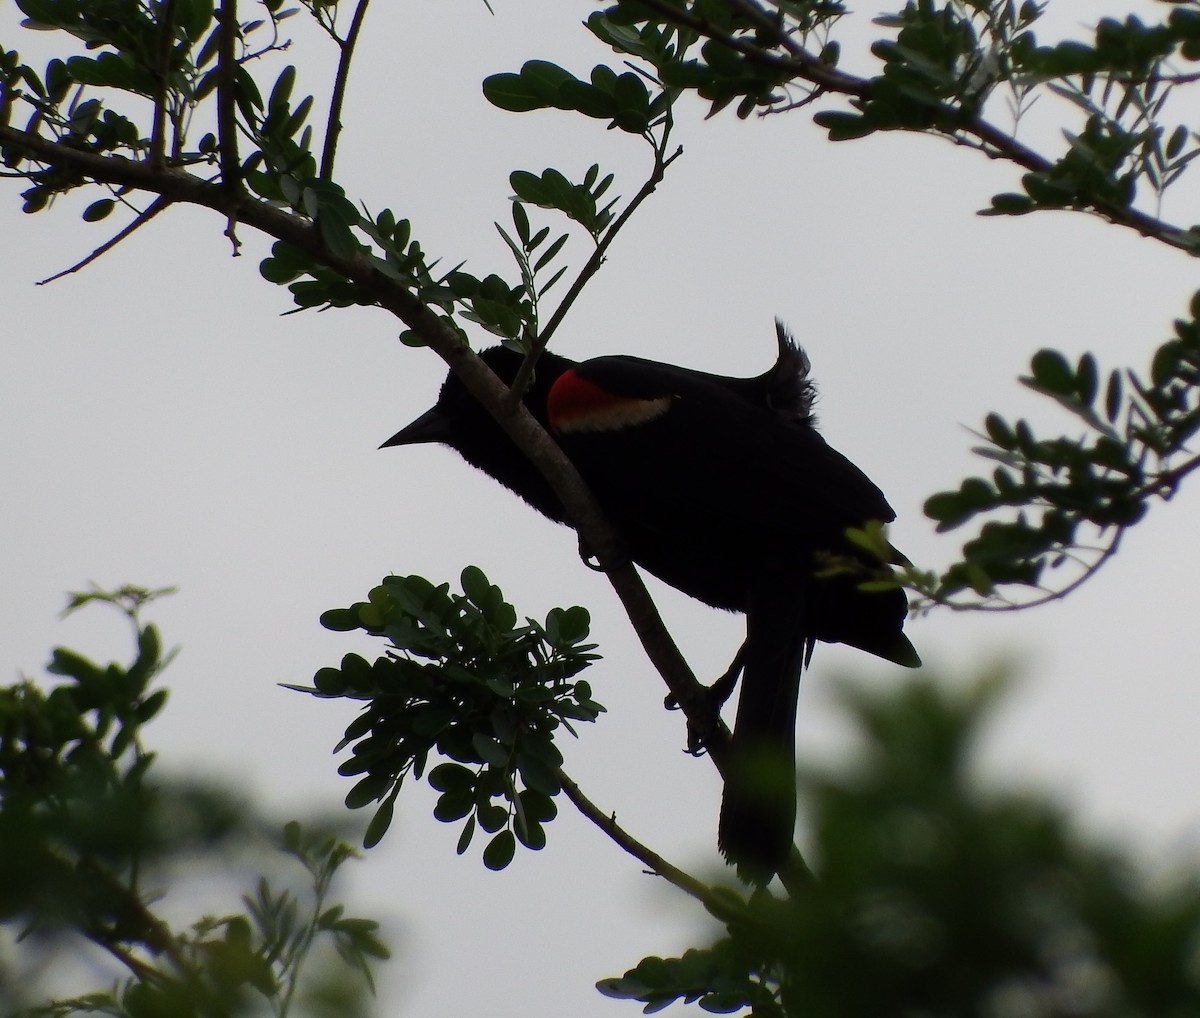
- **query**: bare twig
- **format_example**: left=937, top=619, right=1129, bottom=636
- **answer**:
left=558, top=768, right=724, bottom=904
left=37, top=196, right=172, bottom=285
left=215, top=0, right=241, bottom=236
left=1133, top=449, right=1200, bottom=500
left=0, top=121, right=724, bottom=767
left=320, top=0, right=372, bottom=181
left=150, top=0, right=178, bottom=169
left=508, top=124, right=683, bottom=402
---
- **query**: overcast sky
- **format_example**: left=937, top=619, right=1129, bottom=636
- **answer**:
left=3, top=2, right=1200, bottom=1014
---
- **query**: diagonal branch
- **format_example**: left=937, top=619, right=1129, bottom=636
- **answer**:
left=558, top=768, right=720, bottom=905
left=508, top=133, right=683, bottom=403
left=0, top=121, right=729, bottom=776
left=37, top=195, right=172, bottom=285
left=320, top=0, right=372, bottom=181
left=150, top=0, right=178, bottom=169
left=629, top=0, right=1194, bottom=251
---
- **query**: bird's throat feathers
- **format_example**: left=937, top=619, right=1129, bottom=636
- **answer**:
left=547, top=369, right=672, bottom=434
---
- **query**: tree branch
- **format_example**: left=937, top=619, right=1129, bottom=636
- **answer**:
left=509, top=129, right=683, bottom=403
left=0, top=120, right=728, bottom=771
left=37, top=196, right=172, bottom=285
left=215, top=0, right=241, bottom=194
left=320, top=0, right=372, bottom=181
left=150, top=0, right=178, bottom=169
left=630, top=0, right=1195, bottom=252
left=558, top=768, right=723, bottom=905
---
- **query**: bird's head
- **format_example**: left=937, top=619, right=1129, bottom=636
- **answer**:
left=380, top=345, right=576, bottom=521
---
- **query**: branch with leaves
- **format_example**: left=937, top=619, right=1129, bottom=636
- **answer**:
left=5, top=0, right=1200, bottom=911
left=0, top=588, right=387, bottom=1015
left=0, top=0, right=732, bottom=768
left=568, top=0, right=1200, bottom=609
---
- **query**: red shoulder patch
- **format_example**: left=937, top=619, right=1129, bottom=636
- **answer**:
left=547, top=369, right=671, bottom=434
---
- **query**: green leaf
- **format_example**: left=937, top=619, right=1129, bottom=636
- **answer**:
left=517, top=751, right=561, bottom=796
left=455, top=814, right=476, bottom=855
left=559, top=79, right=618, bottom=119
left=983, top=192, right=1037, bottom=215
left=483, top=830, right=516, bottom=870
left=483, top=60, right=577, bottom=113
left=345, top=773, right=391, bottom=810
left=477, top=803, right=508, bottom=834
left=428, top=762, right=475, bottom=792
left=268, top=64, right=297, bottom=115
left=511, top=200, right=531, bottom=245
left=82, top=198, right=115, bottom=223
left=472, top=734, right=510, bottom=767
left=363, top=798, right=394, bottom=848
left=1029, top=349, right=1075, bottom=395
left=1166, top=124, right=1188, bottom=161
left=434, top=789, right=474, bottom=823
left=1077, top=353, right=1098, bottom=406
left=1104, top=369, right=1123, bottom=424
left=983, top=413, right=1016, bottom=450
left=812, top=110, right=874, bottom=141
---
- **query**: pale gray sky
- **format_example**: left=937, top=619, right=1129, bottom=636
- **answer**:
left=3, top=2, right=1199, bottom=1014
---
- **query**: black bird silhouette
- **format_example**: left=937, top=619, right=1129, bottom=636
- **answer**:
left=383, top=324, right=919, bottom=878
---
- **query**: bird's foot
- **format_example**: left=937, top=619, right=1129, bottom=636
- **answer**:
left=577, top=535, right=605, bottom=572
left=576, top=534, right=632, bottom=573
left=668, top=645, right=747, bottom=755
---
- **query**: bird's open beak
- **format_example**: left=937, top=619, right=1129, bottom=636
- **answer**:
left=379, top=406, right=450, bottom=449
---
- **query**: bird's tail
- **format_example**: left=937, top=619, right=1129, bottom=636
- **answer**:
left=717, top=578, right=809, bottom=882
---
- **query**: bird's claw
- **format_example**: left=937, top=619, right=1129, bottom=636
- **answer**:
left=577, top=534, right=633, bottom=573
left=682, top=676, right=742, bottom=755
left=578, top=535, right=606, bottom=572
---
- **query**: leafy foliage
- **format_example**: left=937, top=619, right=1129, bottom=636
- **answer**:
left=6, top=1, right=1200, bottom=1014
left=567, top=0, right=1200, bottom=607
left=0, top=588, right=386, bottom=1018
left=299, top=568, right=602, bottom=867
left=600, top=675, right=1200, bottom=1016
left=915, top=288, right=1200, bottom=608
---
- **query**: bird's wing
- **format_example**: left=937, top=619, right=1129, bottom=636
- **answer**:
left=553, top=355, right=896, bottom=531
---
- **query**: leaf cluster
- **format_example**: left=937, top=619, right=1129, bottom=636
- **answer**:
left=483, top=56, right=670, bottom=137
left=1, top=0, right=297, bottom=213
left=594, top=0, right=847, bottom=120
left=1, top=587, right=176, bottom=950
left=589, top=3, right=1200, bottom=246
left=600, top=674, right=1200, bottom=1016
left=916, top=288, right=1200, bottom=608
left=301, top=567, right=603, bottom=870
left=1, top=590, right=386, bottom=1018
left=983, top=11, right=1200, bottom=228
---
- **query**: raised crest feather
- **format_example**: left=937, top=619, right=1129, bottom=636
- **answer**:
left=766, top=320, right=817, bottom=427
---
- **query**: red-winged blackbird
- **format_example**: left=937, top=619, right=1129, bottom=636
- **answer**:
left=384, top=324, right=919, bottom=878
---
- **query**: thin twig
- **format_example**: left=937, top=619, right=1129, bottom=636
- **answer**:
left=724, top=0, right=805, bottom=58
left=1132, top=449, right=1200, bottom=500
left=633, top=0, right=1194, bottom=251
left=508, top=131, right=683, bottom=402
left=558, top=768, right=721, bottom=903
left=215, top=0, right=240, bottom=187
left=150, top=0, right=179, bottom=169
left=320, top=0, right=372, bottom=181
left=910, top=528, right=1123, bottom=614
left=4, top=122, right=726, bottom=766
left=215, top=0, right=242, bottom=252
left=37, top=196, right=172, bottom=285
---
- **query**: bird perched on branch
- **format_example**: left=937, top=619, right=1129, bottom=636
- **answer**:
left=383, top=323, right=919, bottom=879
